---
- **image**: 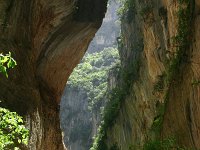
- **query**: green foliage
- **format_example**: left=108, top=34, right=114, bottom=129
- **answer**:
left=128, top=144, right=142, bottom=150
left=0, top=52, right=17, bottom=77
left=91, top=60, right=138, bottom=150
left=90, top=125, right=108, bottom=150
left=117, top=0, right=134, bottom=22
left=128, top=145, right=137, bottom=150
left=71, top=51, right=120, bottom=148
left=191, top=79, right=200, bottom=86
left=90, top=70, right=123, bottom=150
left=139, top=4, right=153, bottom=18
left=110, top=143, right=119, bottom=150
left=143, top=137, right=190, bottom=150
left=153, top=0, right=192, bottom=139
left=68, top=47, right=120, bottom=111
left=152, top=0, right=192, bottom=141
left=144, top=3, right=194, bottom=150
left=0, top=108, right=29, bottom=150
left=151, top=103, right=165, bottom=136
left=143, top=137, right=176, bottom=150
left=0, top=52, right=28, bottom=149
left=166, top=0, right=191, bottom=83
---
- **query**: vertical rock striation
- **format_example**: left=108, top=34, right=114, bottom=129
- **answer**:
left=103, top=0, right=200, bottom=149
left=0, top=0, right=107, bottom=149
left=60, top=87, right=92, bottom=150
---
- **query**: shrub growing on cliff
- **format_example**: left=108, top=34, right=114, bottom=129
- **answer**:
left=150, top=0, right=193, bottom=145
left=143, top=137, right=189, bottom=150
left=0, top=52, right=17, bottom=77
left=117, top=0, right=134, bottom=22
left=0, top=108, right=29, bottom=149
left=90, top=60, right=138, bottom=150
left=166, top=0, right=191, bottom=83
left=0, top=52, right=29, bottom=149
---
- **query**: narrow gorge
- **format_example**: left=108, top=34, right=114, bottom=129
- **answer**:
left=60, top=1, right=120, bottom=149
left=1, top=0, right=200, bottom=150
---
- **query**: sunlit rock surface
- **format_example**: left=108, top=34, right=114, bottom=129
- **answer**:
left=0, top=0, right=107, bottom=149
left=103, top=0, right=200, bottom=149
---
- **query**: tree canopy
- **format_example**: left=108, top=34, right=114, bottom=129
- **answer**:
left=68, top=47, right=120, bottom=111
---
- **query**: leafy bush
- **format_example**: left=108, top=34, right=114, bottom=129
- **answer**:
left=0, top=52, right=17, bottom=77
left=0, top=108, right=29, bottom=149
left=117, top=0, right=134, bottom=22
left=0, top=52, right=28, bottom=149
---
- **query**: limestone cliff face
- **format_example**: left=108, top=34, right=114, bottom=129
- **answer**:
left=60, top=87, right=92, bottom=150
left=87, top=0, right=120, bottom=53
left=0, top=0, right=107, bottom=149
left=105, top=0, right=200, bottom=149
left=60, top=1, right=120, bottom=149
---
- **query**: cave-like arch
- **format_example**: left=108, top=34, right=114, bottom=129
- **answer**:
left=0, top=0, right=107, bottom=149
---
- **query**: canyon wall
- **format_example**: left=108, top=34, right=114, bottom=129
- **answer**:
left=1, top=0, right=200, bottom=149
left=60, top=87, right=92, bottom=150
left=0, top=0, right=107, bottom=149
left=103, top=0, right=200, bottom=149
left=87, top=0, right=120, bottom=53
left=60, top=1, right=120, bottom=150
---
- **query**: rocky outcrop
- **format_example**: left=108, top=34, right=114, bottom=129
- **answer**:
left=103, top=0, right=200, bottom=149
left=0, top=0, right=107, bottom=149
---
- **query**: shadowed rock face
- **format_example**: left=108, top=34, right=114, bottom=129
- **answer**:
left=0, top=0, right=107, bottom=149
left=102, top=0, right=200, bottom=149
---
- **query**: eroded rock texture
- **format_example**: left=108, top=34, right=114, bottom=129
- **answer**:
left=0, top=0, right=107, bottom=149
left=104, top=0, right=200, bottom=149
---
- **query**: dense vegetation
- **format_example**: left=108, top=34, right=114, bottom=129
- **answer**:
left=68, top=47, right=120, bottom=111
left=0, top=108, right=29, bottom=150
left=0, top=52, right=29, bottom=149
